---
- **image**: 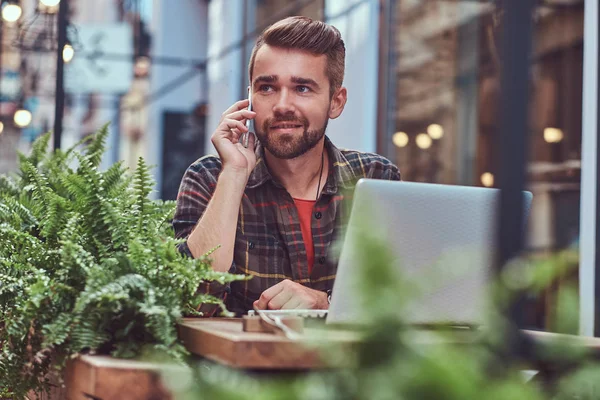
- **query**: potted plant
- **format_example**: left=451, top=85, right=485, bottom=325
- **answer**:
left=0, top=125, right=243, bottom=398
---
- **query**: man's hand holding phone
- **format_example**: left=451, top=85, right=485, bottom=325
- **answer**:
left=211, top=98, right=257, bottom=181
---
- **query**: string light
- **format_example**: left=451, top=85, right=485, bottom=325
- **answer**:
left=427, top=124, right=444, bottom=139
left=63, top=44, right=74, bottom=63
left=392, top=131, right=409, bottom=148
left=2, top=3, right=22, bottom=22
left=481, top=172, right=494, bottom=187
left=544, top=127, right=564, bottom=143
left=40, top=0, right=61, bottom=6
left=415, top=133, right=432, bottom=149
left=14, top=109, right=32, bottom=128
left=0, top=122, right=4, bottom=135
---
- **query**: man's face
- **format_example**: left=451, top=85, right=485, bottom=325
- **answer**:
left=251, top=45, right=333, bottom=159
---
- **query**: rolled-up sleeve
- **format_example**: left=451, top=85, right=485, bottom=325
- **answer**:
left=173, top=157, right=229, bottom=315
left=173, top=159, right=216, bottom=242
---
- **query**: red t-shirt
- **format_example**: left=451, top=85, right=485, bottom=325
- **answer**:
left=293, top=198, right=316, bottom=274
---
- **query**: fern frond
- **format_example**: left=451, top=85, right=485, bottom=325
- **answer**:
left=101, top=161, right=127, bottom=196
left=132, top=157, right=153, bottom=235
left=0, top=201, right=18, bottom=226
left=0, top=223, right=46, bottom=261
left=100, top=199, right=130, bottom=252
left=0, top=196, right=39, bottom=230
left=40, top=193, right=68, bottom=242
left=86, top=123, right=110, bottom=168
left=69, top=316, right=110, bottom=352
left=42, top=312, right=73, bottom=348
left=61, top=172, right=88, bottom=201
left=20, top=160, right=52, bottom=209
left=0, top=174, right=19, bottom=197
left=27, top=132, right=52, bottom=167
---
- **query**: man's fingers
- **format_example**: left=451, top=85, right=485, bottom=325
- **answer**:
left=224, top=109, right=256, bottom=122
left=266, top=290, right=293, bottom=310
left=255, top=280, right=286, bottom=310
left=220, top=119, right=247, bottom=135
left=230, top=128, right=243, bottom=143
left=234, top=132, right=257, bottom=151
left=281, top=296, right=303, bottom=310
left=221, top=99, right=250, bottom=117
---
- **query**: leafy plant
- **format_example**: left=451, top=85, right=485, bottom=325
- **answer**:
left=0, top=125, right=244, bottom=398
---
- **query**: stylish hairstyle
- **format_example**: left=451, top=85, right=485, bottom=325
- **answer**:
left=248, top=16, right=346, bottom=97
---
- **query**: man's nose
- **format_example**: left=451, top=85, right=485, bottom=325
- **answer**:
left=272, top=89, right=296, bottom=115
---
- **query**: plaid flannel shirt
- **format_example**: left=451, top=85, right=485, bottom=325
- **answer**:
left=173, top=136, right=401, bottom=316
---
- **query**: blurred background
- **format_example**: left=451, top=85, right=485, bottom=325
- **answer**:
left=0, top=0, right=588, bottom=327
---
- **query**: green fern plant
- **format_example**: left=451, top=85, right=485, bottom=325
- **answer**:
left=0, top=125, right=245, bottom=398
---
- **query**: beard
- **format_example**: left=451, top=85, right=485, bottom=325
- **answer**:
left=255, top=114, right=328, bottom=160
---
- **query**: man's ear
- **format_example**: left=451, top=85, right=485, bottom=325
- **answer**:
left=328, top=87, right=347, bottom=119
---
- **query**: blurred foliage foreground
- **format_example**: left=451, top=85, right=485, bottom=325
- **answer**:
left=0, top=126, right=597, bottom=399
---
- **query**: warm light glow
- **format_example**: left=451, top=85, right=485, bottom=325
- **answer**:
left=2, top=4, right=22, bottom=22
left=481, top=172, right=494, bottom=187
left=63, top=44, right=74, bottom=63
left=392, top=131, right=409, bottom=148
left=14, top=109, right=32, bottom=128
left=0, top=122, right=4, bottom=135
left=415, top=133, right=432, bottom=149
left=427, top=124, right=444, bottom=139
left=40, top=0, right=61, bottom=6
left=544, top=127, right=564, bottom=143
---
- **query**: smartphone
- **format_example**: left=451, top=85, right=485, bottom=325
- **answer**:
left=242, top=90, right=253, bottom=148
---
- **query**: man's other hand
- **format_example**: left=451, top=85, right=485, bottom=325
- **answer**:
left=254, top=279, right=328, bottom=310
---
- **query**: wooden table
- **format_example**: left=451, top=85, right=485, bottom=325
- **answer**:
left=178, top=318, right=600, bottom=370
left=178, top=317, right=362, bottom=369
left=177, top=318, right=484, bottom=369
left=524, top=328, right=600, bottom=354
left=46, top=320, right=600, bottom=399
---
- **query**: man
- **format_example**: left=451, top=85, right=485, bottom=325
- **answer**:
left=173, top=16, right=400, bottom=316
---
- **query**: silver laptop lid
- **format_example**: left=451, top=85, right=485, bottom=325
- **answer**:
left=327, top=180, right=533, bottom=326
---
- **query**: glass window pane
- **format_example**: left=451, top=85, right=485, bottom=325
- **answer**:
left=388, top=0, right=585, bottom=329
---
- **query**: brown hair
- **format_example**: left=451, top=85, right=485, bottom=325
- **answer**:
left=248, top=16, right=346, bottom=98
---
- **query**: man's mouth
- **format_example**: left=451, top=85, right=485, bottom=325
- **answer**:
left=270, top=123, right=303, bottom=129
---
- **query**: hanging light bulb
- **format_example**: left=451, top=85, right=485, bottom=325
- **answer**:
left=543, top=127, right=564, bottom=143
left=0, top=121, right=4, bottom=135
left=40, top=0, right=60, bottom=6
left=392, top=131, right=409, bottom=148
left=481, top=172, right=494, bottom=187
left=38, top=0, right=59, bottom=13
left=427, top=124, right=444, bottom=139
left=415, top=133, right=432, bottom=149
left=2, top=2, right=22, bottom=23
left=14, top=109, right=32, bottom=128
left=63, top=44, right=75, bottom=63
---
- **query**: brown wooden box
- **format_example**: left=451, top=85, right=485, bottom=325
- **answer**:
left=27, top=355, right=176, bottom=400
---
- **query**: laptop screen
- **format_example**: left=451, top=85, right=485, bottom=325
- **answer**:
left=327, top=180, right=533, bottom=326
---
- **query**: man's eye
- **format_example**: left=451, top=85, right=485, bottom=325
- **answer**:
left=259, top=85, right=273, bottom=92
left=297, top=86, right=310, bottom=93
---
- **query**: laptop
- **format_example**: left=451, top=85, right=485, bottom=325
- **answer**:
left=327, top=179, right=533, bottom=326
